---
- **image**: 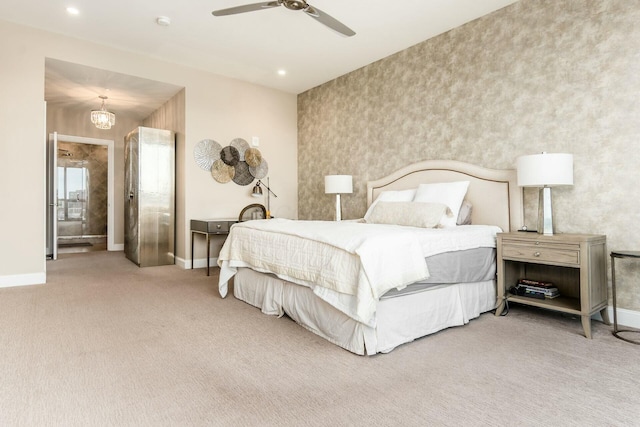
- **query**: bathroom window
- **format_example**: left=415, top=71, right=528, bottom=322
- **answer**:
left=57, top=166, right=88, bottom=221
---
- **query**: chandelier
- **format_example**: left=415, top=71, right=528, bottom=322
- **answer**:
left=90, top=95, right=116, bottom=129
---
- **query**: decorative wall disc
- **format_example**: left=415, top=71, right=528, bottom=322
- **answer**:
left=245, top=148, right=263, bottom=167
left=220, top=146, right=240, bottom=166
left=249, top=158, right=268, bottom=179
left=199, top=137, right=270, bottom=187
left=231, top=138, right=250, bottom=161
left=194, top=139, right=222, bottom=171
left=232, top=161, right=254, bottom=186
left=211, top=159, right=235, bottom=183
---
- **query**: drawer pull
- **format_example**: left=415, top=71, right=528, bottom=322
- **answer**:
left=534, top=252, right=541, bottom=257
left=216, top=224, right=222, bottom=229
left=535, top=241, right=540, bottom=245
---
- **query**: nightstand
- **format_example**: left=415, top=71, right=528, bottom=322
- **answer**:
left=495, top=232, right=609, bottom=338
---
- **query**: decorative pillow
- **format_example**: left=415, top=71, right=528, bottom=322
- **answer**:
left=365, top=201, right=451, bottom=228
left=363, top=188, right=416, bottom=221
left=457, top=200, right=473, bottom=225
left=413, top=181, right=470, bottom=227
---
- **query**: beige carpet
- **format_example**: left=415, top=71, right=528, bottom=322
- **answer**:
left=1, top=251, right=638, bottom=426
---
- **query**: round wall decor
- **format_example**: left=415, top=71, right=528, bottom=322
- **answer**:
left=245, top=148, right=263, bottom=167
left=196, top=137, right=270, bottom=187
left=211, top=159, right=235, bottom=183
left=220, top=146, right=240, bottom=166
left=231, top=138, right=250, bottom=161
left=194, top=139, right=222, bottom=171
left=249, top=158, right=268, bottom=179
left=232, top=161, right=254, bottom=186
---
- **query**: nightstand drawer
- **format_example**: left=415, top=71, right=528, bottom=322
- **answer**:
left=206, top=221, right=229, bottom=233
left=501, top=241, right=580, bottom=265
left=190, top=219, right=232, bottom=234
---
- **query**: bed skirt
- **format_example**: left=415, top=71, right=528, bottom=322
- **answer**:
left=233, top=267, right=496, bottom=355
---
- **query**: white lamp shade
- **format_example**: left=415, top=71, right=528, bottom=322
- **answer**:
left=325, top=175, right=353, bottom=194
left=517, top=153, right=574, bottom=187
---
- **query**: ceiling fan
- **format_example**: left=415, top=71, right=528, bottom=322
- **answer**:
left=212, top=0, right=356, bottom=37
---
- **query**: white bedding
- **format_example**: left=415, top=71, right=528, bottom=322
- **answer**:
left=219, top=219, right=429, bottom=323
left=218, top=219, right=501, bottom=327
left=233, top=268, right=496, bottom=355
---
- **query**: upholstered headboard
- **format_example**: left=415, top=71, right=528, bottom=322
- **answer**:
left=366, top=160, right=523, bottom=232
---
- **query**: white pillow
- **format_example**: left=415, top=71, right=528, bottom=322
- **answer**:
left=366, top=201, right=451, bottom=228
left=457, top=200, right=473, bottom=225
left=413, top=181, right=470, bottom=227
left=364, top=189, right=416, bottom=221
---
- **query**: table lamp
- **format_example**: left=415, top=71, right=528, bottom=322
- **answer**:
left=516, top=153, right=573, bottom=235
left=251, top=177, right=277, bottom=218
left=324, top=175, right=352, bottom=221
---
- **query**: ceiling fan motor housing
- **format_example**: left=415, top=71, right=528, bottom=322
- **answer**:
left=282, top=0, right=309, bottom=11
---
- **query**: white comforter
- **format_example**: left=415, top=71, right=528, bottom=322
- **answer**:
left=218, top=219, right=500, bottom=326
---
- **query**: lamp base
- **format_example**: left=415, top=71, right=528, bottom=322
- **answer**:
left=538, top=187, right=555, bottom=235
left=335, top=194, right=341, bottom=221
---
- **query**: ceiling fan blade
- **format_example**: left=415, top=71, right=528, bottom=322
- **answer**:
left=212, top=1, right=280, bottom=17
left=304, top=5, right=355, bottom=37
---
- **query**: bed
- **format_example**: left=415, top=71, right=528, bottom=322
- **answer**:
left=218, top=160, right=524, bottom=355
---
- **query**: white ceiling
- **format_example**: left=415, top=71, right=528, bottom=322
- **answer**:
left=1, top=0, right=518, bottom=117
left=44, top=58, right=185, bottom=121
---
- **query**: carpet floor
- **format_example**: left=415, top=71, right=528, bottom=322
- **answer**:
left=0, top=251, right=638, bottom=426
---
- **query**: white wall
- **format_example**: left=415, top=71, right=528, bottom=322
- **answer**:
left=0, top=19, right=297, bottom=285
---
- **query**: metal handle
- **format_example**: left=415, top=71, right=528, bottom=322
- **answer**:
left=216, top=224, right=222, bottom=229
left=129, top=191, right=134, bottom=199
left=534, top=252, right=541, bottom=257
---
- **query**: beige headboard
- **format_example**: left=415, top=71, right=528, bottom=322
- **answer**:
left=366, top=160, right=524, bottom=232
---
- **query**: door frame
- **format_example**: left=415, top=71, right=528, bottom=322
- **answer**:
left=48, top=133, right=116, bottom=252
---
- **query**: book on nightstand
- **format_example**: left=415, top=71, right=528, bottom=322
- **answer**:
left=511, top=279, right=560, bottom=299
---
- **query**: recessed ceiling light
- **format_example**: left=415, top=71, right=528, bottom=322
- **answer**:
left=66, top=6, right=79, bottom=15
left=277, top=69, right=287, bottom=76
left=156, top=16, right=171, bottom=26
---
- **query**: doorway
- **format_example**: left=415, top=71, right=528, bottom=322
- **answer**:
left=46, top=133, right=115, bottom=259
left=57, top=141, right=107, bottom=252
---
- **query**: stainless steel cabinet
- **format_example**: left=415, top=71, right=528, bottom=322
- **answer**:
left=124, top=127, right=175, bottom=267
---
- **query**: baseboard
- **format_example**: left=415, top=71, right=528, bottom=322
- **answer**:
left=109, top=244, right=124, bottom=251
left=593, top=306, right=640, bottom=330
left=181, top=257, right=220, bottom=270
left=0, top=272, right=46, bottom=288
left=175, top=256, right=188, bottom=269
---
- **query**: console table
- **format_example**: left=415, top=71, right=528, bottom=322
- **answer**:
left=190, top=219, right=237, bottom=276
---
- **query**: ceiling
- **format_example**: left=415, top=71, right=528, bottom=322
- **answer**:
left=1, top=0, right=518, bottom=118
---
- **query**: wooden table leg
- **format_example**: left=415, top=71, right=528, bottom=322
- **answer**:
left=581, top=315, right=592, bottom=339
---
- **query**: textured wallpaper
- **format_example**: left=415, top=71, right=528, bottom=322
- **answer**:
left=298, top=0, right=640, bottom=310
left=57, top=142, right=108, bottom=237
